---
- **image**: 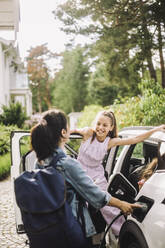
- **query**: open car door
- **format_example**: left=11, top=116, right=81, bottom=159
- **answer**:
left=10, top=131, right=82, bottom=234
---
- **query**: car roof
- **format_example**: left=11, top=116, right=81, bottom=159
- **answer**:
left=119, top=126, right=165, bottom=143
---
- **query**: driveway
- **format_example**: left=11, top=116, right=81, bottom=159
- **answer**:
left=0, top=177, right=28, bottom=248
left=0, top=177, right=114, bottom=248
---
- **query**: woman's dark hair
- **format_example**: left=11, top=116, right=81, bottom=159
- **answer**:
left=31, top=109, right=67, bottom=161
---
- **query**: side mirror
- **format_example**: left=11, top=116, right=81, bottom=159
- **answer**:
left=108, top=173, right=137, bottom=203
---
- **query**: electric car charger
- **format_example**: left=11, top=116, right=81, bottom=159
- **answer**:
left=132, top=201, right=149, bottom=222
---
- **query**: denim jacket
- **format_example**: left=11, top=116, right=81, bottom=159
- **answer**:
left=36, top=148, right=111, bottom=238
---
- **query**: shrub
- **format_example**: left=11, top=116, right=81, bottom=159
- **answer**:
left=77, top=79, right=165, bottom=133
left=0, top=125, right=19, bottom=155
left=112, top=96, right=142, bottom=130
left=77, top=104, right=106, bottom=127
left=138, top=80, right=165, bottom=125
left=0, top=102, right=27, bottom=128
left=0, top=153, right=11, bottom=180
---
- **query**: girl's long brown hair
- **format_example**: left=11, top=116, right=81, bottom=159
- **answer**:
left=91, top=110, right=117, bottom=142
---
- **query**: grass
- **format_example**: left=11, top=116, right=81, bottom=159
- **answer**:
left=0, top=153, right=11, bottom=181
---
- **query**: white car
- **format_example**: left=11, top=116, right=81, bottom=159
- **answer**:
left=11, top=127, right=165, bottom=247
left=106, top=127, right=165, bottom=248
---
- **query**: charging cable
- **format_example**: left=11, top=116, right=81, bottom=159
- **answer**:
left=99, top=212, right=123, bottom=248
left=99, top=202, right=148, bottom=248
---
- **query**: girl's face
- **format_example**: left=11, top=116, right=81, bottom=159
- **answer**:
left=95, top=114, right=113, bottom=141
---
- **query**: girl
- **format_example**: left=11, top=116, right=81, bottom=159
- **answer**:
left=71, top=109, right=165, bottom=236
left=138, top=149, right=165, bottom=189
left=27, top=109, right=140, bottom=248
left=138, top=158, right=158, bottom=189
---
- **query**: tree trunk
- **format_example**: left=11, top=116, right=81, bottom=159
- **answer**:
left=142, top=16, right=157, bottom=82
left=146, top=52, right=157, bottom=82
left=157, top=21, right=165, bottom=88
left=45, top=79, right=51, bottom=109
left=37, top=85, right=42, bottom=113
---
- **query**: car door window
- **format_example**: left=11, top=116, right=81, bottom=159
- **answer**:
left=120, top=142, right=158, bottom=191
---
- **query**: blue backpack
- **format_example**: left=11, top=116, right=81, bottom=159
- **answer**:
left=14, top=153, right=85, bottom=237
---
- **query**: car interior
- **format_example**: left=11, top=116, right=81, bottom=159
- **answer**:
left=120, top=142, right=158, bottom=192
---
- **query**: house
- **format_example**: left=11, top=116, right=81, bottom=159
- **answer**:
left=68, top=112, right=82, bottom=129
left=0, top=0, right=32, bottom=116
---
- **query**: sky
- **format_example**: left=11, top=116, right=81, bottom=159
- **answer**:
left=0, top=0, right=92, bottom=72
left=17, top=0, right=68, bottom=60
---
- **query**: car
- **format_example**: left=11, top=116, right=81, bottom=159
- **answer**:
left=106, top=126, right=165, bottom=248
left=11, top=126, right=165, bottom=247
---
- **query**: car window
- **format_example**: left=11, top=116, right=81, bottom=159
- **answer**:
left=20, top=135, right=31, bottom=157
left=120, top=141, right=158, bottom=191
left=19, top=134, right=82, bottom=172
left=66, top=138, right=82, bottom=156
left=108, top=145, right=125, bottom=175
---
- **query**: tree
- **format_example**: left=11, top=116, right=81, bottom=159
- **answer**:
left=53, top=45, right=89, bottom=113
left=53, top=0, right=165, bottom=90
left=87, top=63, right=119, bottom=106
left=27, top=44, right=57, bottom=112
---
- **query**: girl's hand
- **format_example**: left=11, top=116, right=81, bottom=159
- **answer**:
left=154, top=124, right=165, bottom=132
left=70, top=127, right=94, bottom=141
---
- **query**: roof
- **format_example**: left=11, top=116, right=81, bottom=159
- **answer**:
left=119, top=126, right=165, bottom=143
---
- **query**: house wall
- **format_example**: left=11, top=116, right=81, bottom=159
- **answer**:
left=0, top=40, right=32, bottom=116
left=0, top=0, right=32, bottom=117
left=68, top=112, right=82, bottom=129
left=0, top=42, right=11, bottom=111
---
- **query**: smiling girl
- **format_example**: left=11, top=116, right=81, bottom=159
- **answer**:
left=71, top=109, right=165, bottom=236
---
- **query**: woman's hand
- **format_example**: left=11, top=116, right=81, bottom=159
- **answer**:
left=108, top=197, right=142, bottom=216
left=119, top=201, right=142, bottom=216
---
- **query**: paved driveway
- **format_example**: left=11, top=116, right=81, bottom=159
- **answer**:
left=0, top=177, right=114, bottom=248
left=0, top=177, right=28, bottom=248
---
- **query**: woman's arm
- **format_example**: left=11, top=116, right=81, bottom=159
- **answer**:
left=63, top=157, right=141, bottom=214
left=108, top=124, right=165, bottom=149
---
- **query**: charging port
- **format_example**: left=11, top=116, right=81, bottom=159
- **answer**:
left=132, top=196, right=154, bottom=222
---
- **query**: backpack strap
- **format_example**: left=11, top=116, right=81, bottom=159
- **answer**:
left=22, top=150, right=33, bottom=171
left=46, top=152, right=66, bottom=169
left=76, top=194, right=86, bottom=234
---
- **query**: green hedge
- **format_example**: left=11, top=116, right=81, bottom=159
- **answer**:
left=0, top=125, right=20, bottom=155
left=77, top=80, right=165, bottom=131
left=0, top=153, right=11, bottom=180
left=0, top=124, right=21, bottom=181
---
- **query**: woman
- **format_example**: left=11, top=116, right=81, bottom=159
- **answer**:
left=29, top=109, right=140, bottom=248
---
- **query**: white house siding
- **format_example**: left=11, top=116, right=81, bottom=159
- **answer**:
left=0, top=39, right=32, bottom=116
left=0, top=41, right=11, bottom=111
left=0, top=0, right=32, bottom=117
left=68, top=112, right=82, bottom=129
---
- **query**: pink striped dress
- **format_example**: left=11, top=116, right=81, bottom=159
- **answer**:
left=77, top=136, right=125, bottom=236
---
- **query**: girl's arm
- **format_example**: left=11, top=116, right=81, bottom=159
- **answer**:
left=70, top=127, right=94, bottom=141
left=108, top=124, right=165, bottom=149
